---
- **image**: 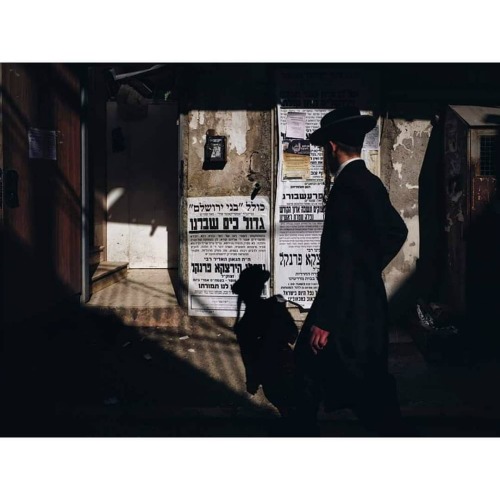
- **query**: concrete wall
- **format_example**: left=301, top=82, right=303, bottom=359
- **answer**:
left=106, top=102, right=179, bottom=268
left=380, top=116, right=433, bottom=316
left=179, top=110, right=273, bottom=306
left=178, top=106, right=436, bottom=323
left=186, top=111, right=272, bottom=197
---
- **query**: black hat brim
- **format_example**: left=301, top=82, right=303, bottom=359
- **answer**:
left=232, top=269, right=270, bottom=295
left=309, top=114, right=377, bottom=146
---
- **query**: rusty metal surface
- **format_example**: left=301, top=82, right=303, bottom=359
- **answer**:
left=444, top=108, right=469, bottom=312
left=471, top=176, right=497, bottom=216
left=449, top=105, right=500, bottom=127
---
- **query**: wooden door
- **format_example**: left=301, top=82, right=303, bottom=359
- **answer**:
left=1, top=63, right=82, bottom=323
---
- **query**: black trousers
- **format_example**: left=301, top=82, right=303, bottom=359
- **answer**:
left=293, top=328, right=404, bottom=437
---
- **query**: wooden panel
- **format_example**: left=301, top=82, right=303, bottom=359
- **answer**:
left=87, top=66, right=108, bottom=261
left=52, top=64, right=82, bottom=292
left=2, top=63, right=81, bottom=323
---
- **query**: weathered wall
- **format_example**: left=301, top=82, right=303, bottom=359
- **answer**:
left=380, top=117, right=433, bottom=317
left=178, top=104, right=438, bottom=323
left=186, top=111, right=272, bottom=197
left=179, top=110, right=272, bottom=306
left=106, top=102, right=179, bottom=268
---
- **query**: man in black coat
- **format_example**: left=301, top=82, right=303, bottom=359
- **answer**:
left=293, top=107, right=409, bottom=436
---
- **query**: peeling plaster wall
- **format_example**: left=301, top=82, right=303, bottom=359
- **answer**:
left=178, top=107, right=433, bottom=319
left=186, top=111, right=271, bottom=197
left=178, top=110, right=272, bottom=306
left=380, top=118, right=433, bottom=302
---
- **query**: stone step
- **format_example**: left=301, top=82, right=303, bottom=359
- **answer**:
left=89, top=245, right=105, bottom=266
left=91, top=262, right=128, bottom=294
left=86, top=304, right=236, bottom=331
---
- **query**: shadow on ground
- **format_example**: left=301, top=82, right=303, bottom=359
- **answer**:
left=2, top=303, right=500, bottom=437
left=0, top=304, right=281, bottom=437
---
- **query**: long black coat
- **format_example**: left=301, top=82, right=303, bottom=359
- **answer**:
left=295, top=159, right=408, bottom=411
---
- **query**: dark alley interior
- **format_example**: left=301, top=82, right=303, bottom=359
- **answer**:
left=3, top=6, right=500, bottom=499
left=2, top=63, right=500, bottom=438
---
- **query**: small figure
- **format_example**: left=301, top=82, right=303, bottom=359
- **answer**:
left=232, top=265, right=298, bottom=417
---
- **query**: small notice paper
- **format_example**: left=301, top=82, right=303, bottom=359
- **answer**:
left=28, top=128, right=57, bottom=160
left=285, top=112, right=306, bottom=139
left=363, top=123, right=380, bottom=150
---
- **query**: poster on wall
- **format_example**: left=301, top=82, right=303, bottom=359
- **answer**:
left=275, top=106, right=380, bottom=309
left=28, top=128, right=57, bottom=160
left=188, top=196, right=271, bottom=317
left=282, top=111, right=311, bottom=180
left=275, top=107, right=328, bottom=309
left=282, top=138, right=311, bottom=180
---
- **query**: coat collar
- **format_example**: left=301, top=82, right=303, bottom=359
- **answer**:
left=333, top=158, right=367, bottom=185
left=335, top=157, right=362, bottom=180
left=326, top=159, right=368, bottom=204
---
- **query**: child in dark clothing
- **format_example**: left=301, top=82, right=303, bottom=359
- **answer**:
left=232, top=265, right=298, bottom=417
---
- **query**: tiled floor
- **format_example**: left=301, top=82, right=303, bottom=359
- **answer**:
left=87, top=269, right=179, bottom=308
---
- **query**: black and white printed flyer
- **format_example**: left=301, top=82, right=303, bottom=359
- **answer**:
left=188, top=196, right=271, bottom=317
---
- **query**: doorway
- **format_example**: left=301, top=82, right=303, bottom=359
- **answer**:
left=106, top=101, right=179, bottom=269
left=87, top=86, right=181, bottom=317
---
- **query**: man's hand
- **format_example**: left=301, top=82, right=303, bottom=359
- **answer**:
left=310, top=325, right=330, bottom=355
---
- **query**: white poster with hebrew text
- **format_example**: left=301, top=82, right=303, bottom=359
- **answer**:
left=188, top=196, right=270, bottom=317
left=275, top=106, right=380, bottom=309
left=275, top=106, right=328, bottom=309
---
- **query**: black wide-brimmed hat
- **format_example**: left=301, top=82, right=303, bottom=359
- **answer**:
left=309, top=106, right=376, bottom=147
left=231, top=265, right=270, bottom=296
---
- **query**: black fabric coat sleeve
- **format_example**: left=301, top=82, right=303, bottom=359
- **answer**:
left=314, top=189, right=362, bottom=332
left=312, top=208, right=358, bottom=333
left=311, top=173, right=408, bottom=333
